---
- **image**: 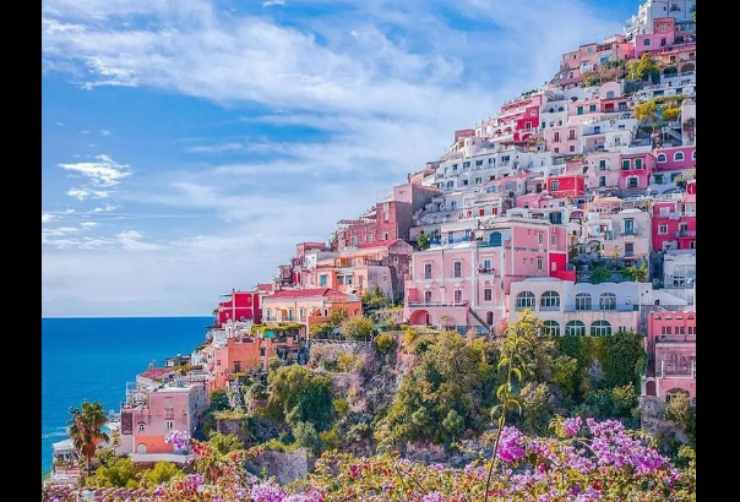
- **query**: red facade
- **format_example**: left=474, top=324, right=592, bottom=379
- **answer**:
left=651, top=198, right=696, bottom=252
left=546, top=175, right=585, bottom=198
left=216, top=290, right=261, bottom=327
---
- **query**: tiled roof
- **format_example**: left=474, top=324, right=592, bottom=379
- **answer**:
left=139, top=368, right=173, bottom=380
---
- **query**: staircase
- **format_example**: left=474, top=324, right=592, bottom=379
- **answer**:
left=467, top=307, right=491, bottom=336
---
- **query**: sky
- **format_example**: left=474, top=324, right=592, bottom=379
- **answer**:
left=42, top=0, right=640, bottom=317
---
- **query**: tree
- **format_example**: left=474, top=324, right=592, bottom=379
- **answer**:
left=627, top=54, right=659, bottom=82
left=140, top=461, right=183, bottom=487
left=441, top=409, right=465, bottom=444
left=209, top=390, right=230, bottom=411
left=373, top=332, right=397, bottom=355
left=600, top=331, right=646, bottom=389
left=292, top=421, right=322, bottom=454
left=622, top=261, right=649, bottom=282
left=664, top=393, right=696, bottom=448
left=635, top=100, right=658, bottom=123
left=590, top=265, right=612, bottom=284
left=266, top=365, right=334, bottom=431
left=88, top=457, right=138, bottom=488
left=341, top=316, right=375, bottom=341
left=362, top=287, right=392, bottom=312
left=68, top=401, right=109, bottom=475
left=416, top=233, right=430, bottom=251
left=207, top=432, right=244, bottom=455
left=517, top=383, right=553, bottom=435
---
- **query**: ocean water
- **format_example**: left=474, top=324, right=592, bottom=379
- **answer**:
left=41, top=317, right=211, bottom=475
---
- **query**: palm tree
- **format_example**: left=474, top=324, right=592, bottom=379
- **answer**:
left=69, top=401, right=109, bottom=476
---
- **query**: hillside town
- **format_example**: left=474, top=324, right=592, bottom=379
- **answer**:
left=45, top=1, right=697, bottom=499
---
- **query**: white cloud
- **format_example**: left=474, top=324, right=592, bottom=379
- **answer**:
left=66, top=188, right=110, bottom=200
left=42, top=213, right=56, bottom=224
left=59, top=154, right=131, bottom=187
left=100, top=129, right=111, bottom=136
left=80, top=221, right=98, bottom=228
left=93, top=204, right=118, bottom=212
left=186, top=142, right=244, bottom=154
left=263, top=0, right=286, bottom=6
left=116, top=230, right=163, bottom=251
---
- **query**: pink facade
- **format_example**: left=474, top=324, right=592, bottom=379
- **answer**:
left=120, top=382, right=209, bottom=456
left=544, top=124, right=581, bottom=155
left=403, top=219, right=570, bottom=333
left=634, top=17, right=694, bottom=58
left=619, top=152, right=655, bottom=191
left=586, top=151, right=621, bottom=189
left=654, top=146, right=696, bottom=171
left=644, top=310, right=696, bottom=401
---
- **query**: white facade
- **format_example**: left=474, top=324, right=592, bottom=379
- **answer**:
left=625, top=0, right=696, bottom=38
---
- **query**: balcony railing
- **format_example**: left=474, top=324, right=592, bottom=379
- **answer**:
left=478, top=267, right=495, bottom=274
left=407, top=301, right=469, bottom=308
left=656, top=334, right=696, bottom=343
left=678, top=230, right=696, bottom=237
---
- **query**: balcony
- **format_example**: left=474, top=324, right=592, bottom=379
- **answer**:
left=478, top=267, right=494, bottom=275
left=656, top=334, right=696, bottom=344
left=407, top=301, right=469, bottom=308
left=677, top=230, right=696, bottom=238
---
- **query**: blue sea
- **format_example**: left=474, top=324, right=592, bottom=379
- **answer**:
left=41, top=317, right=211, bottom=475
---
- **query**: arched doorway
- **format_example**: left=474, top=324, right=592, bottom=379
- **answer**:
left=409, top=310, right=430, bottom=325
left=645, top=380, right=656, bottom=396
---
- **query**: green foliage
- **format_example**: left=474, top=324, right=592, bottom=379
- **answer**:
left=375, top=331, right=500, bottom=448
left=664, top=393, right=696, bottom=448
left=662, top=105, right=681, bottom=122
left=589, top=265, right=612, bottom=284
left=516, top=383, right=553, bottom=435
left=292, top=421, right=322, bottom=454
left=140, top=462, right=183, bottom=488
left=373, top=332, right=397, bottom=354
left=575, top=384, right=638, bottom=423
left=266, top=365, right=334, bottom=431
left=209, top=390, right=230, bottom=411
left=333, top=398, right=350, bottom=418
left=600, top=331, right=645, bottom=389
left=416, top=232, right=430, bottom=250
left=207, top=432, right=244, bottom=455
left=362, top=287, right=392, bottom=312
left=88, top=457, right=138, bottom=488
left=627, top=54, right=660, bottom=82
left=622, top=261, right=649, bottom=282
left=69, top=401, right=110, bottom=474
left=341, top=316, right=375, bottom=341
left=441, top=409, right=465, bottom=442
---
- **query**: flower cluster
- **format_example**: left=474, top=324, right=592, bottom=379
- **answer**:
left=164, top=430, right=190, bottom=452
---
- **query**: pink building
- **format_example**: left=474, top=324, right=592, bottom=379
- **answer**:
left=586, top=151, right=622, bottom=190
left=119, top=380, right=209, bottom=461
left=619, top=151, right=656, bottom=191
left=654, top=146, right=696, bottom=172
left=544, top=123, right=581, bottom=155
left=643, top=310, right=696, bottom=401
left=634, top=17, right=695, bottom=58
left=403, top=217, right=571, bottom=334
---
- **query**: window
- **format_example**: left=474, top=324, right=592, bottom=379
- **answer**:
left=554, top=132, right=560, bottom=142
left=265, top=309, right=272, bottom=321
left=551, top=180, right=560, bottom=191
left=300, top=308, right=306, bottom=321
left=654, top=174, right=664, bottom=184
left=569, top=145, right=575, bottom=153
left=319, top=275, right=328, bottom=287
left=260, top=347, right=266, bottom=356
left=488, top=232, right=502, bottom=247
left=659, top=224, right=668, bottom=235
left=139, top=423, right=145, bottom=432
left=692, top=150, right=696, bottom=161
left=622, top=160, right=630, bottom=170
left=484, top=289, right=492, bottom=301
left=599, top=293, right=617, bottom=311
left=424, top=290, right=432, bottom=304
left=453, top=261, right=462, bottom=278
left=234, top=361, right=241, bottom=373
left=489, top=158, right=495, bottom=165
left=674, top=151, right=685, bottom=161
left=628, top=177, right=639, bottom=188
left=591, top=320, right=612, bottom=336
left=575, top=293, right=592, bottom=311
left=454, top=290, right=463, bottom=304
left=624, top=218, right=634, bottom=234
left=537, top=257, right=543, bottom=270
left=476, top=160, right=483, bottom=166
left=463, top=161, right=471, bottom=168
left=565, top=320, right=586, bottom=336
left=634, top=158, right=642, bottom=169
left=540, top=291, right=560, bottom=310
left=589, top=104, right=596, bottom=113
left=486, top=312, right=494, bottom=326
left=166, top=420, right=174, bottom=431
left=516, top=291, right=536, bottom=310
left=541, top=320, right=560, bottom=337
left=424, top=263, right=432, bottom=280
left=538, top=232, right=544, bottom=244
left=599, top=160, right=607, bottom=171
left=644, top=38, right=650, bottom=46
left=568, top=130, right=576, bottom=140
left=625, top=242, right=634, bottom=257
left=599, top=176, right=606, bottom=187
left=577, top=106, right=584, bottom=115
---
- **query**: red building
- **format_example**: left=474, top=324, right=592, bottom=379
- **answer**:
left=546, top=174, right=585, bottom=198
left=643, top=310, right=696, bottom=401
left=651, top=188, right=696, bottom=252
left=215, top=290, right=261, bottom=328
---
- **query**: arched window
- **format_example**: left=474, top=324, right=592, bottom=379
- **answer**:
left=599, top=293, right=617, bottom=311
left=516, top=291, right=536, bottom=310
left=591, top=320, right=612, bottom=336
left=674, top=151, right=685, bottom=162
left=691, top=150, right=696, bottom=161
left=424, top=291, right=432, bottom=304
left=540, top=291, right=560, bottom=310
left=575, top=293, right=592, bottom=311
left=565, top=320, right=586, bottom=336
left=657, top=153, right=667, bottom=163
left=542, top=320, right=560, bottom=336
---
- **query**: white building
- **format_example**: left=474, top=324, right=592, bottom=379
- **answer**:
left=625, top=0, right=696, bottom=39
